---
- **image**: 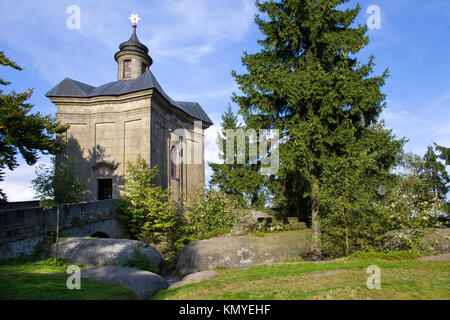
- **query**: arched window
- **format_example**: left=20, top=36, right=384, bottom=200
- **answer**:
left=171, top=145, right=180, bottom=179
left=123, top=60, right=131, bottom=79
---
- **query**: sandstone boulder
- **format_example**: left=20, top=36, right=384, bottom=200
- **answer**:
left=81, top=266, right=168, bottom=299
left=183, top=270, right=219, bottom=282
left=55, top=237, right=162, bottom=269
left=382, top=228, right=450, bottom=254
left=176, top=230, right=311, bottom=276
left=168, top=270, right=219, bottom=289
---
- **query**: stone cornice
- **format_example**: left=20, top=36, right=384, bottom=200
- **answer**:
left=50, top=87, right=210, bottom=130
left=56, top=107, right=151, bottom=119
left=48, top=90, right=154, bottom=106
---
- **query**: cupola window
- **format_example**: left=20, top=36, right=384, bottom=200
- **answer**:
left=123, top=60, right=131, bottom=79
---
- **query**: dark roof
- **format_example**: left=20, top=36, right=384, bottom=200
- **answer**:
left=46, top=71, right=213, bottom=126
left=118, top=26, right=149, bottom=56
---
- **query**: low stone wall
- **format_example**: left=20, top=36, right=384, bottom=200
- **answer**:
left=0, top=199, right=125, bottom=260
left=0, top=201, right=41, bottom=211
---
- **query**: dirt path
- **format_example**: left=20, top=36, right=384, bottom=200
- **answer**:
left=418, top=253, right=450, bottom=261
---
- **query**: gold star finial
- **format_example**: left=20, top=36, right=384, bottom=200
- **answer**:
left=129, top=13, right=140, bottom=25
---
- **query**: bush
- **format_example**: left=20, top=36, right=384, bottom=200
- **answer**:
left=118, top=155, right=178, bottom=245
left=183, top=188, right=241, bottom=242
left=116, top=244, right=159, bottom=273
left=117, top=155, right=185, bottom=270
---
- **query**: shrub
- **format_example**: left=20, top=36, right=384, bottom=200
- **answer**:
left=183, top=188, right=241, bottom=242
left=116, top=245, right=159, bottom=273
left=118, top=155, right=178, bottom=245
left=117, top=155, right=185, bottom=270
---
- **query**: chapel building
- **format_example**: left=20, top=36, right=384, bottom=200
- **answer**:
left=46, top=22, right=213, bottom=201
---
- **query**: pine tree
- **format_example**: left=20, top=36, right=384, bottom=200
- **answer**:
left=436, top=144, right=450, bottom=165
left=209, top=105, right=265, bottom=207
left=423, top=145, right=450, bottom=201
left=233, top=0, right=390, bottom=259
left=0, top=51, right=69, bottom=202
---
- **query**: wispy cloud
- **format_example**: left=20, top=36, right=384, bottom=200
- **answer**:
left=0, top=0, right=256, bottom=84
left=382, top=93, right=450, bottom=154
left=144, top=0, right=256, bottom=63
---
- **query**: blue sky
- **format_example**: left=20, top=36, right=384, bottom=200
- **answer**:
left=1, top=0, right=449, bottom=201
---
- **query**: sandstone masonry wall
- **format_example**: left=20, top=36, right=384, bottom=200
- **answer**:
left=0, top=199, right=125, bottom=260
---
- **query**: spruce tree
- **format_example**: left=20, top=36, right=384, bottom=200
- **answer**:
left=233, top=0, right=389, bottom=259
left=436, top=144, right=450, bottom=165
left=209, top=105, right=265, bottom=207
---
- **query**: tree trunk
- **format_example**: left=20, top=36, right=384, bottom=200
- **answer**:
left=309, top=190, right=321, bottom=261
left=345, top=230, right=349, bottom=256
left=55, top=206, right=60, bottom=259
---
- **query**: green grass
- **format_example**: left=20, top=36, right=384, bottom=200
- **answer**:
left=2, top=252, right=448, bottom=300
left=279, top=257, right=305, bottom=263
left=0, top=257, right=136, bottom=300
left=250, top=230, right=286, bottom=237
left=347, top=250, right=424, bottom=261
left=152, top=252, right=450, bottom=300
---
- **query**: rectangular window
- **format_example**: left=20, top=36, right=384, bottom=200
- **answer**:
left=98, top=179, right=112, bottom=200
left=141, top=63, right=147, bottom=74
left=123, top=60, right=131, bottom=79
left=171, top=145, right=180, bottom=180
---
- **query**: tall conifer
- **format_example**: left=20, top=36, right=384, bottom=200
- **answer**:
left=233, top=0, right=389, bottom=259
left=210, top=105, right=265, bottom=206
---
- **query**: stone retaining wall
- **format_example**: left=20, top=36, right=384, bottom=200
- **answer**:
left=0, top=199, right=125, bottom=259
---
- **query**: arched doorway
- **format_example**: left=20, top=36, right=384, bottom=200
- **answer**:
left=91, top=232, right=109, bottom=238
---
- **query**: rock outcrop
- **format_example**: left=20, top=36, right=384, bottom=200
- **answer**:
left=81, top=266, right=168, bottom=299
left=55, top=237, right=162, bottom=269
left=382, top=228, right=450, bottom=254
left=176, top=230, right=311, bottom=276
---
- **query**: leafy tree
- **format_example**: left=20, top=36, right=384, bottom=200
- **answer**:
left=209, top=105, right=265, bottom=207
left=32, top=156, right=87, bottom=257
left=376, top=146, right=449, bottom=251
left=0, top=51, right=68, bottom=201
left=397, top=144, right=450, bottom=220
left=183, top=187, right=241, bottom=241
left=435, top=143, right=450, bottom=215
left=233, top=0, right=389, bottom=259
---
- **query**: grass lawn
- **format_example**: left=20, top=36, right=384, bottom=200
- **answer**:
left=152, top=252, right=450, bottom=300
left=1, top=251, right=448, bottom=300
left=0, top=257, right=136, bottom=300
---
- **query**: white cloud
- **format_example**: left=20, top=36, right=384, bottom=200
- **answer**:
left=0, top=0, right=256, bottom=84
left=0, top=162, right=47, bottom=202
left=382, top=94, right=450, bottom=155
left=204, top=113, right=224, bottom=186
